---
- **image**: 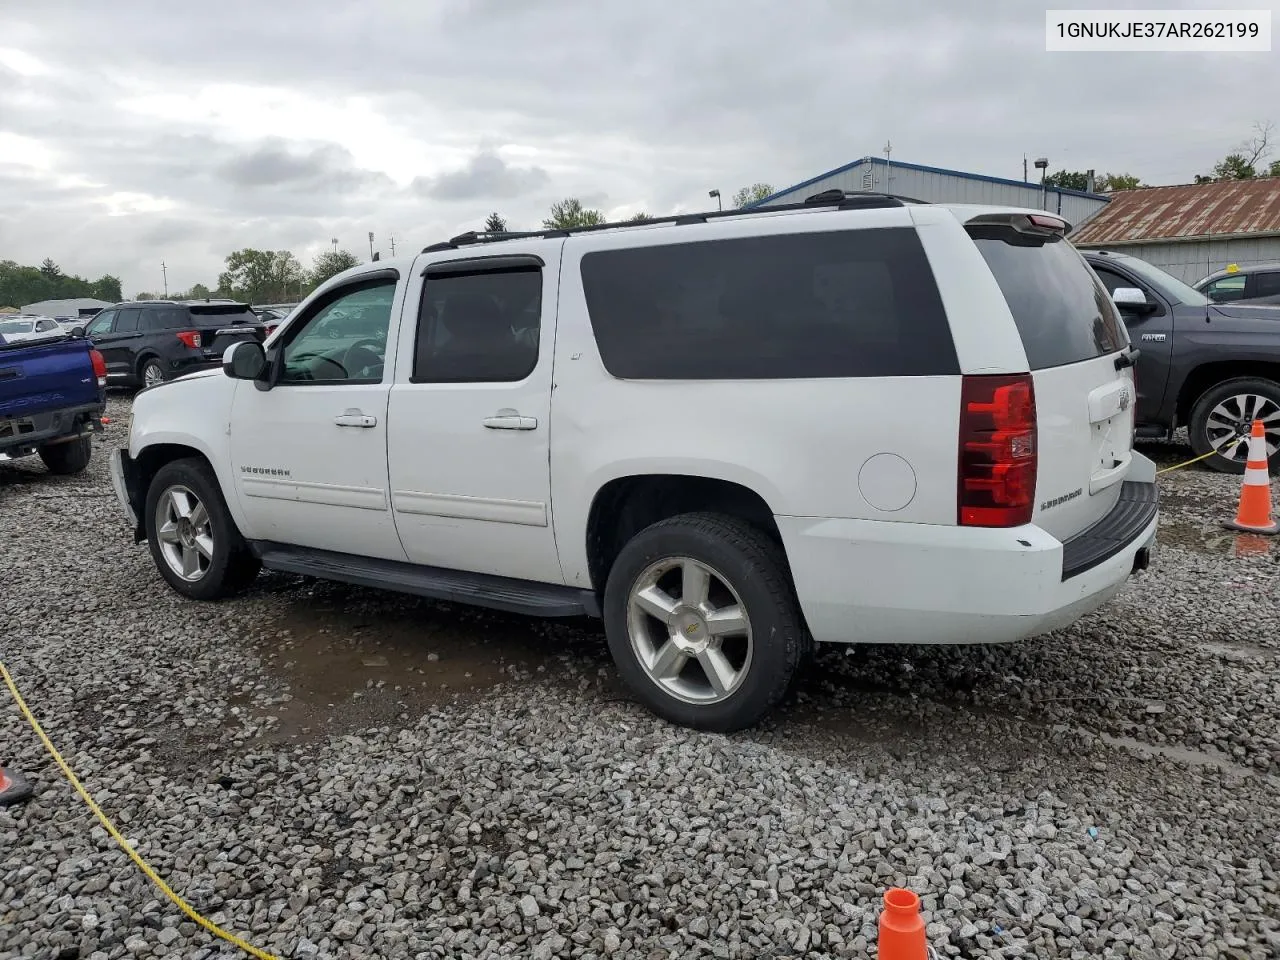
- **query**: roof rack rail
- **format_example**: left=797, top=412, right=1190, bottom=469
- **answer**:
left=420, top=190, right=926, bottom=253
left=804, top=188, right=929, bottom=207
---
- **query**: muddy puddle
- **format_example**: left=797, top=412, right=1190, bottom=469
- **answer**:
left=236, top=583, right=609, bottom=745
left=1158, top=519, right=1278, bottom=558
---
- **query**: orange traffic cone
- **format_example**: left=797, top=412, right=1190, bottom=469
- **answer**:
left=879, top=887, right=928, bottom=960
left=0, top=765, right=33, bottom=807
left=1224, top=419, right=1279, bottom=535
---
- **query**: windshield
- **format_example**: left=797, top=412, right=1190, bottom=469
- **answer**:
left=1111, top=255, right=1211, bottom=306
left=0, top=320, right=35, bottom=335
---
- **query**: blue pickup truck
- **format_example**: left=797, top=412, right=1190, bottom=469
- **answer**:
left=0, top=327, right=108, bottom=475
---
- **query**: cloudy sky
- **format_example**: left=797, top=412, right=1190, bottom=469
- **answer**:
left=2, top=0, right=1277, bottom=297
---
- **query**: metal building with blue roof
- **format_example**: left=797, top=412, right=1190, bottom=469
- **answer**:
left=746, top=156, right=1111, bottom=228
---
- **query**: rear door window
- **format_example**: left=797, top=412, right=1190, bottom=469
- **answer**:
left=969, top=231, right=1126, bottom=369
left=579, top=227, right=958, bottom=379
left=1255, top=271, right=1280, bottom=297
left=114, top=308, right=142, bottom=333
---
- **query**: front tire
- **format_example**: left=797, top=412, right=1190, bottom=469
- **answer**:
left=1188, top=377, right=1280, bottom=474
left=603, top=512, right=811, bottom=732
left=38, top=435, right=93, bottom=475
left=144, top=459, right=261, bottom=600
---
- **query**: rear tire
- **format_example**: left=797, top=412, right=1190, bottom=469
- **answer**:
left=139, top=357, right=166, bottom=389
left=603, top=512, right=811, bottom=732
left=144, top=458, right=260, bottom=600
left=1188, top=377, right=1280, bottom=475
left=38, top=435, right=93, bottom=475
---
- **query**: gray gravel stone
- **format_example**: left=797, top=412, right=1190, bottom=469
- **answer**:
left=1, top=402, right=1278, bottom=960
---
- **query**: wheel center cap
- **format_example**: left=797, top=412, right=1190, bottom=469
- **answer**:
left=671, top=607, right=709, bottom=654
left=178, top=518, right=194, bottom=546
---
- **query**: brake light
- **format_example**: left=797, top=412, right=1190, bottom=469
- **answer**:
left=90, top=348, right=107, bottom=389
left=176, top=330, right=202, bottom=349
left=264, top=324, right=278, bottom=337
left=958, top=374, right=1037, bottom=527
left=1027, top=214, right=1066, bottom=233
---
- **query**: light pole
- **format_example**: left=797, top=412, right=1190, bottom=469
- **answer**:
left=1034, top=157, right=1049, bottom=210
left=708, top=189, right=722, bottom=212
left=331, top=237, right=338, bottom=253
left=368, top=232, right=375, bottom=259
left=161, top=261, right=167, bottom=298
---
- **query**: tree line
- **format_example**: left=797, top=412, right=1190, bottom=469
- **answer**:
left=0, top=259, right=123, bottom=311
left=1043, top=120, right=1280, bottom=192
left=135, top=248, right=364, bottom=304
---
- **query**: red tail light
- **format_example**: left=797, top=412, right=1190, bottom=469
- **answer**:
left=958, top=373, right=1037, bottom=527
left=90, top=348, right=107, bottom=389
left=176, top=330, right=202, bottom=349
left=264, top=324, right=278, bottom=337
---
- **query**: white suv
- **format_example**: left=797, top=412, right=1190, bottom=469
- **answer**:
left=110, top=192, right=1158, bottom=731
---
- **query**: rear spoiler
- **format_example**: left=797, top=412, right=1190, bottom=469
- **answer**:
left=964, top=212, right=1071, bottom=246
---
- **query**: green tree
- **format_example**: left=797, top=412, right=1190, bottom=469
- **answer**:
left=628, top=212, right=653, bottom=222
left=309, top=249, right=362, bottom=289
left=1099, top=173, right=1142, bottom=192
left=135, top=291, right=158, bottom=301
left=543, top=198, right=606, bottom=229
left=186, top=282, right=212, bottom=300
left=1043, top=170, right=1091, bottom=191
left=732, top=183, right=774, bottom=208
left=1197, top=120, right=1273, bottom=182
left=91, top=275, right=123, bottom=302
left=217, top=249, right=306, bottom=304
left=484, top=212, right=508, bottom=232
left=1212, top=153, right=1257, bottom=181
left=0, top=259, right=124, bottom=307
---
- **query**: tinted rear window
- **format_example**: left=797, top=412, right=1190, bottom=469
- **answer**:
left=579, top=227, right=958, bottom=379
left=1256, top=271, right=1280, bottom=297
left=971, top=233, right=1127, bottom=369
left=190, top=308, right=258, bottom=327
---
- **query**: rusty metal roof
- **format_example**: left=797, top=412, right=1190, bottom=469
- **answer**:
left=1070, top=177, right=1280, bottom=245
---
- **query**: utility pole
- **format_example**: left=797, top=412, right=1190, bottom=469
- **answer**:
left=389, top=234, right=396, bottom=257
left=161, top=261, right=168, bottom=298
left=368, top=232, right=375, bottom=260
left=331, top=237, right=338, bottom=253
left=1023, top=154, right=1028, bottom=183
left=883, top=140, right=892, bottom=194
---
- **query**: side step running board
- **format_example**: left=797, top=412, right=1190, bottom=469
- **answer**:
left=250, top=542, right=601, bottom=618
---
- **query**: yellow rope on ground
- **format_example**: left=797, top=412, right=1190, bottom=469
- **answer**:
left=0, top=660, right=280, bottom=960
left=1156, top=449, right=1219, bottom=475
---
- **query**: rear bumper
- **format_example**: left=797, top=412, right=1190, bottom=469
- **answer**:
left=777, top=455, right=1159, bottom=645
left=0, top=402, right=104, bottom=458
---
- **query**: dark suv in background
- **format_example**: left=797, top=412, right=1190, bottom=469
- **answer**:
left=84, top=300, right=268, bottom=388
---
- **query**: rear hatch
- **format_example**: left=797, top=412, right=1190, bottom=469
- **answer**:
left=186, top=303, right=267, bottom=358
left=0, top=338, right=99, bottom=423
left=967, top=213, right=1136, bottom=541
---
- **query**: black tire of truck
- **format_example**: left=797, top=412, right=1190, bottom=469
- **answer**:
left=144, top=458, right=261, bottom=601
left=602, top=511, right=813, bottom=733
left=1188, top=377, right=1280, bottom=475
left=38, top=435, right=93, bottom=475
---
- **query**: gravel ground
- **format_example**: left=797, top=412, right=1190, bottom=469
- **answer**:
left=2, top=393, right=1278, bottom=960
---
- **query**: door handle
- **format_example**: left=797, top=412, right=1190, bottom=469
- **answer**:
left=483, top=415, right=537, bottom=431
left=334, top=409, right=377, bottom=428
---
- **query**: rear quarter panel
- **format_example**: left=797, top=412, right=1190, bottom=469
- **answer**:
left=0, top=338, right=100, bottom=420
